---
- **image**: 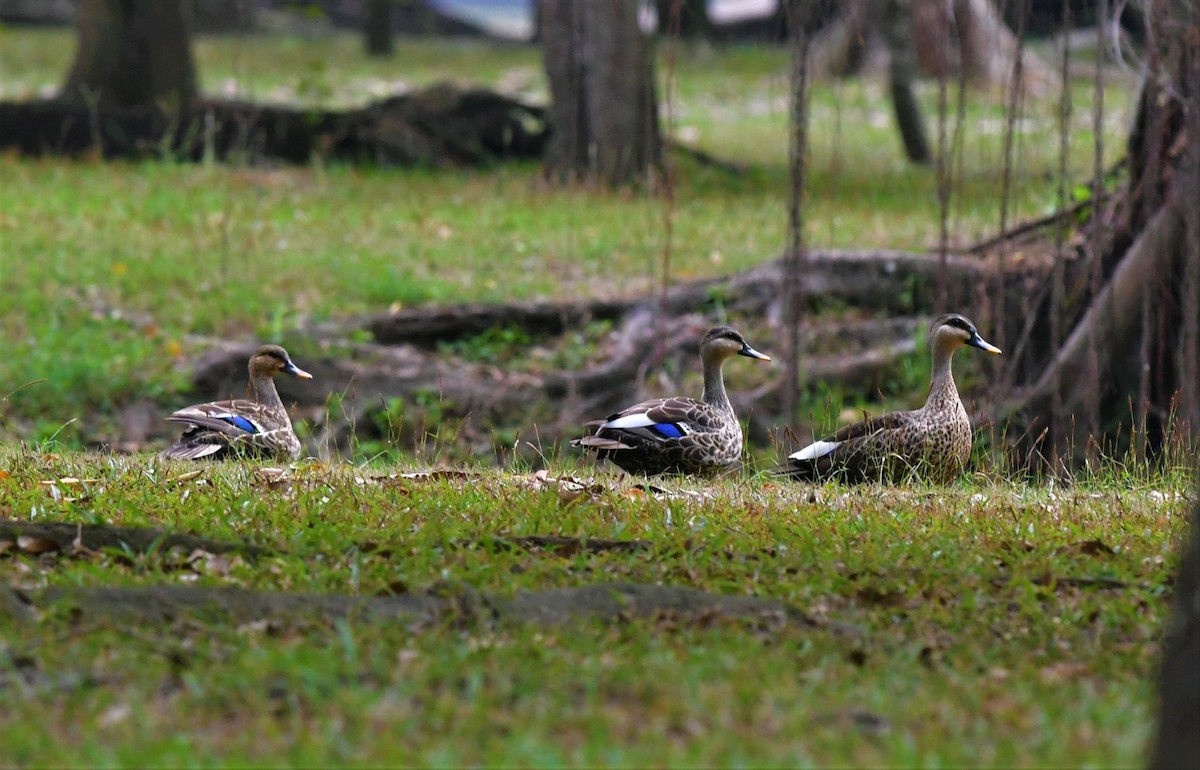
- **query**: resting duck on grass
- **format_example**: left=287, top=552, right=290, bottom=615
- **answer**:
left=784, top=313, right=1001, bottom=484
left=161, top=344, right=312, bottom=461
left=572, top=325, right=771, bottom=477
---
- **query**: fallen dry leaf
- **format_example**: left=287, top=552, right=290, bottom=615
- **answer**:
left=1039, top=661, right=1091, bottom=683
left=70, top=524, right=98, bottom=558
left=17, top=535, right=61, bottom=555
left=186, top=548, right=239, bottom=577
left=1053, top=539, right=1116, bottom=558
left=256, top=467, right=291, bottom=490
left=398, top=469, right=478, bottom=482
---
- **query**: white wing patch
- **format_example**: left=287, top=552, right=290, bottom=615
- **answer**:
left=790, top=440, right=841, bottom=461
left=603, top=413, right=658, bottom=430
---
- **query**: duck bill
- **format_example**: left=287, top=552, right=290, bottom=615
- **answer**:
left=284, top=362, right=314, bottom=379
left=738, top=343, right=772, bottom=362
left=967, top=333, right=1002, bottom=355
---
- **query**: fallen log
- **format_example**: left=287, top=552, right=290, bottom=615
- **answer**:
left=0, top=84, right=549, bottom=167
left=364, top=249, right=991, bottom=346
left=0, top=519, right=270, bottom=558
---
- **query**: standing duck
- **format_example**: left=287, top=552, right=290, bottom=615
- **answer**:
left=572, top=325, right=771, bottom=476
left=161, top=344, right=312, bottom=461
left=785, top=313, right=1001, bottom=484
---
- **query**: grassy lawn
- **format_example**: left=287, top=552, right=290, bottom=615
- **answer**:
left=0, top=28, right=1182, bottom=767
left=0, top=450, right=1190, bottom=766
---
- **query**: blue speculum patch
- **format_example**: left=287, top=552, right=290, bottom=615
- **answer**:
left=651, top=423, right=684, bottom=439
left=222, top=415, right=258, bottom=434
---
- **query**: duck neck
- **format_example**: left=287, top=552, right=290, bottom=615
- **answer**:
left=701, top=355, right=733, bottom=413
left=249, top=373, right=285, bottom=413
left=924, top=341, right=960, bottom=410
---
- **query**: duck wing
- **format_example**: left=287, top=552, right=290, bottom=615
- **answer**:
left=576, top=397, right=724, bottom=447
left=784, top=410, right=920, bottom=483
left=573, top=397, right=741, bottom=476
left=165, top=400, right=269, bottom=437
left=161, top=400, right=276, bottom=460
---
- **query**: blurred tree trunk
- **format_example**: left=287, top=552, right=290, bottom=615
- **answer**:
left=813, top=0, right=1057, bottom=93
left=1153, top=496, right=1200, bottom=768
left=878, top=0, right=930, bottom=163
left=655, top=0, right=712, bottom=38
left=539, top=0, right=662, bottom=186
left=61, top=0, right=197, bottom=114
left=363, top=0, right=395, bottom=57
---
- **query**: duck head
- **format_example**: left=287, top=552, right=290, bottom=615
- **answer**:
left=929, top=314, right=1002, bottom=356
left=700, top=326, right=772, bottom=364
left=249, top=344, right=313, bottom=380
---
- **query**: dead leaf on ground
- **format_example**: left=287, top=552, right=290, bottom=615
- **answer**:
left=813, top=709, right=891, bottom=736
left=520, top=470, right=606, bottom=506
left=1053, top=539, right=1116, bottom=558
left=1039, top=661, right=1092, bottom=683
left=70, top=524, right=99, bottom=558
left=17, top=535, right=61, bottom=555
left=170, top=469, right=205, bottom=483
left=399, top=469, right=478, bottom=482
left=255, top=467, right=290, bottom=490
left=631, top=483, right=715, bottom=502
left=186, top=548, right=239, bottom=577
left=854, top=586, right=906, bottom=607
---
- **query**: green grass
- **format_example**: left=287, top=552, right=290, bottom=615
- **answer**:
left=0, top=30, right=1135, bottom=448
left=0, top=449, right=1189, bottom=765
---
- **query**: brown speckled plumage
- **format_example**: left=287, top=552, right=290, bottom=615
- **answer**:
left=572, top=326, right=771, bottom=477
left=161, top=345, right=312, bottom=461
left=785, top=314, right=1001, bottom=484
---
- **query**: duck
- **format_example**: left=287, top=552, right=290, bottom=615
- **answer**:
left=784, top=313, right=1001, bottom=484
left=160, top=344, right=313, bottom=461
left=572, top=325, right=771, bottom=476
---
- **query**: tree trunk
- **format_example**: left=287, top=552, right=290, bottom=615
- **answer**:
left=1152, top=496, right=1200, bottom=769
left=655, top=0, right=712, bottom=38
left=61, top=0, right=197, bottom=114
left=363, top=0, right=395, bottom=57
left=539, top=0, right=662, bottom=186
left=878, top=0, right=931, bottom=163
left=814, top=0, right=1057, bottom=94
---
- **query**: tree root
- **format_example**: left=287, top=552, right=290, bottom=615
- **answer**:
left=0, top=84, right=548, bottom=167
left=2, top=581, right=820, bottom=633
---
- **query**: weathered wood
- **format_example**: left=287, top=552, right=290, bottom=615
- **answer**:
left=2, top=581, right=818, bottom=631
left=0, top=86, right=548, bottom=166
left=368, top=299, right=628, bottom=347
left=0, top=519, right=271, bottom=558
left=1151, top=495, right=1200, bottom=770
left=365, top=249, right=990, bottom=346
